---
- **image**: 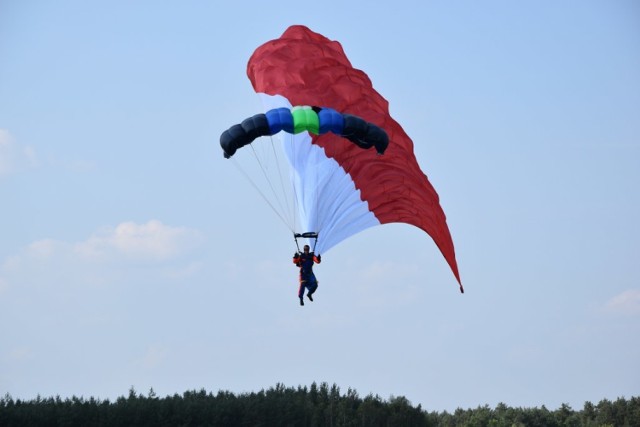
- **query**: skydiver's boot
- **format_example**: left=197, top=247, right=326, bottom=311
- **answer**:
left=299, top=297, right=304, bottom=306
left=307, top=293, right=313, bottom=302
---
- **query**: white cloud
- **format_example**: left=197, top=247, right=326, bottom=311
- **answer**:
left=0, top=129, right=38, bottom=175
left=1, top=240, right=69, bottom=275
left=75, top=220, right=202, bottom=262
left=4, top=220, right=201, bottom=265
left=27, top=239, right=62, bottom=258
left=0, top=220, right=203, bottom=291
left=604, top=289, right=640, bottom=315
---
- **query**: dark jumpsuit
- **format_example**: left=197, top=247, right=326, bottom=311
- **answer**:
left=293, top=252, right=321, bottom=298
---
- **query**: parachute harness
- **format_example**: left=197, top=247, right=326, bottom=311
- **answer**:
left=294, top=232, right=319, bottom=253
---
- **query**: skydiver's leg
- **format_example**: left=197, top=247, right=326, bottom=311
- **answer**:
left=307, top=277, right=318, bottom=301
left=298, top=279, right=306, bottom=306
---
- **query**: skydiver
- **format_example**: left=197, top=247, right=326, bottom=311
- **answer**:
left=293, top=244, right=321, bottom=306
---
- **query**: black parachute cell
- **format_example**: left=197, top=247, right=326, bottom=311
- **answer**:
left=341, top=114, right=388, bottom=154
left=365, top=124, right=389, bottom=155
left=342, top=114, right=374, bottom=150
left=241, top=114, right=271, bottom=141
left=220, top=114, right=270, bottom=158
left=220, top=124, right=250, bottom=158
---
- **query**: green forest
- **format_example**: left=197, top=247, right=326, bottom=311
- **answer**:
left=1, top=382, right=638, bottom=427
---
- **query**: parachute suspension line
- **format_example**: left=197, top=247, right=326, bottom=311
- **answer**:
left=267, top=133, right=295, bottom=230
left=288, top=132, right=300, bottom=235
left=314, top=144, right=320, bottom=239
left=294, top=234, right=301, bottom=253
left=248, top=142, right=293, bottom=228
left=230, top=157, right=294, bottom=233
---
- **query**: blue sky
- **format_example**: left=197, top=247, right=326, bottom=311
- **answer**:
left=1, top=0, right=638, bottom=412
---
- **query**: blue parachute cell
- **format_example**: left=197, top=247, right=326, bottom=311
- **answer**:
left=318, top=107, right=344, bottom=135
left=265, top=107, right=294, bottom=134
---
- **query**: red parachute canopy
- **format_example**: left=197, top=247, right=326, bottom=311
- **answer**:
left=247, top=25, right=463, bottom=292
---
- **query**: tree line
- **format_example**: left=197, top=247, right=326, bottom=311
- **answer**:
left=1, top=382, right=638, bottom=426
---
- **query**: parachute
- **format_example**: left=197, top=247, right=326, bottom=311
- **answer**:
left=220, top=106, right=389, bottom=158
left=222, top=25, right=463, bottom=292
